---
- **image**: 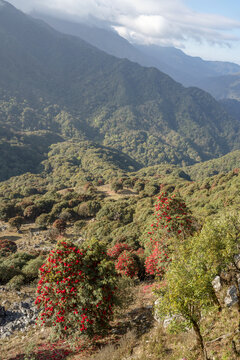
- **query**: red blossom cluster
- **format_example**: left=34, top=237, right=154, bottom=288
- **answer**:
left=115, top=250, right=139, bottom=278
left=145, top=192, right=194, bottom=277
left=145, top=240, right=170, bottom=277
left=107, top=242, right=131, bottom=259
left=35, top=239, right=118, bottom=338
left=152, top=192, right=194, bottom=238
left=107, top=243, right=143, bottom=279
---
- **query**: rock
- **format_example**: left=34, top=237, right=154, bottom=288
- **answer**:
left=163, top=315, right=180, bottom=328
left=234, top=254, right=240, bottom=269
left=224, top=285, right=239, bottom=307
left=212, top=276, right=222, bottom=292
left=154, top=299, right=161, bottom=323
left=0, top=298, right=39, bottom=338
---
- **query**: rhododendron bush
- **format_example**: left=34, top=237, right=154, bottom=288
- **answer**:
left=145, top=241, right=170, bottom=277
left=107, top=243, right=145, bottom=279
left=115, top=250, right=139, bottom=278
left=35, top=239, right=119, bottom=338
left=145, top=192, right=195, bottom=277
left=152, top=192, right=194, bottom=239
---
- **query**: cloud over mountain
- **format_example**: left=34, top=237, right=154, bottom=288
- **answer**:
left=7, top=0, right=240, bottom=48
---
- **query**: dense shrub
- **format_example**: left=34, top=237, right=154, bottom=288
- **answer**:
left=74, top=220, right=87, bottom=231
left=96, top=201, right=134, bottom=225
left=0, top=263, right=20, bottom=284
left=0, top=239, right=17, bottom=256
left=35, top=239, right=119, bottom=338
left=144, top=192, right=195, bottom=277
left=0, top=252, right=36, bottom=284
left=145, top=240, right=170, bottom=277
left=0, top=203, right=18, bottom=221
left=115, top=250, right=139, bottom=278
left=24, top=205, right=39, bottom=220
left=111, top=180, right=123, bottom=193
left=76, top=200, right=101, bottom=219
left=50, top=201, right=69, bottom=218
left=8, top=216, right=24, bottom=230
left=149, top=192, right=195, bottom=240
left=35, top=213, right=50, bottom=229
left=143, top=183, right=160, bottom=197
left=107, top=243, right=131, bottom=260
left=52, top=219, right=67, bottom=234
left=22, top=256, right=45, bottom=282
left=108, top=243, right=143, bottom=279
left=8, top=274, right=25, bottom=290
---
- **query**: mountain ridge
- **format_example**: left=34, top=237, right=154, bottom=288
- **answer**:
left=0, top=1, right=240, bottom=180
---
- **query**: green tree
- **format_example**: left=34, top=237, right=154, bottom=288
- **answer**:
left=155, top=242, right=216, bottom=360
left=191, top=214, right=240, bottom=332
left=9, top=216, right=24, bottom=230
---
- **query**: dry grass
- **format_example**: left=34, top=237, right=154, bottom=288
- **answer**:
left=95, top=184, right=138, bottom=200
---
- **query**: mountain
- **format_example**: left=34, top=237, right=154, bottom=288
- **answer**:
left=196, top=73, right=240, bottom=100
left=1, top=0, right=240, bottom=181
left=32, top=12, right=240, bottom=93
left=184, top=149, right=240, bottom=181
left=30, top=12, right=156, bottom=68
left=219, top=98, right=240, bottom=119
left=136, top=44, right=240, bottom=87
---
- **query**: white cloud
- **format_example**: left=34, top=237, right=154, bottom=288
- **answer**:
left=7, top=0, right=240, bottom=48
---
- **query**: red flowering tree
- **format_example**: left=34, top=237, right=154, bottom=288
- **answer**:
left=152, top=192, right=194, bottom=239
left=145, top=192, right=195, bottom=277
left=115, top=250, right=139, bottom=278
left=35, top=239, right=119, bottom=338
left=107, top=243, right=144, bottom=279
left=145, top=241, right=170, bottom=277
left=107, top=242, right=131, bottom=260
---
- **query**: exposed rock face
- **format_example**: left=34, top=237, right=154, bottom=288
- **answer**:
left=234, top=254, right=240, bottom=269
left=0, top=299, right=38, bottom=338
left=224, top=285, right=240, bottom=307
left=212, top=276, right=222, bottom=292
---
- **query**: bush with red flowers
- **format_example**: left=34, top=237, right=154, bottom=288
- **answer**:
left=115, top=250, right=139, bottom=278
left=35, top=238, right=119, bottom=338
left=145, top=192, right=195, bottom=277
left=145, top=240, right=170, bottom=277
left=151, top=192, right=194, bottom=239
left=0, top=239, right=17, bottom=257
left=107, top=242, right=144, bottom=279
left=107, top=242, right=131, bottom=260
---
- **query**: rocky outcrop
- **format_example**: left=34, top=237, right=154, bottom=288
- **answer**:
left=0, top=299, right=38, bottom=338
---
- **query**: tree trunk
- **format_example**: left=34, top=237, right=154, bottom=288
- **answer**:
left=233, top=273, right=240, bottom=332
left=191, top=318, right=209, bottom=360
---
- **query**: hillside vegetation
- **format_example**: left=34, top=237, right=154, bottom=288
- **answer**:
left=1, top=1, right=240, bottom=182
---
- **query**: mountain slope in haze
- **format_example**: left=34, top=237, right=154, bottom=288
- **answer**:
left=32, top=11, right=240, bottom=93
left=1, top=0, right=240, bottom=178
left=31, top=12, right=157, bottom=68
left=136, top=44, right=240, bottom=87
left=219, top=98, right=240, bottom=120
left=196, top=73, right=240, bottom=100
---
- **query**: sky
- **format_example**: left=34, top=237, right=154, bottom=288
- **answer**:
left=7, top=0, right=240, bottom=64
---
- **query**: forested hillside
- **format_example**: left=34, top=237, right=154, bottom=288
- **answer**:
left=1, top=1, right=240, bottom=182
